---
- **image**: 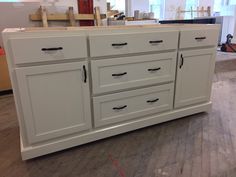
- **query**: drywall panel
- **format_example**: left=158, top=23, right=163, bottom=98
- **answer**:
left=0, top=1, right=78, bottom=46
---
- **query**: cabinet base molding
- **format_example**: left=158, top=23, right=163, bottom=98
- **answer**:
left=21, top=102, right=211, bottom=160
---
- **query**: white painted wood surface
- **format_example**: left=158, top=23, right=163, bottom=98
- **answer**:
left=91, top=52, right=177, bottom=94
left=89, top=31, right=178, bottom=57
left=179, top=29, right=219, bottom=49
left=93, top=83, right=174, bottom=127
left=175, top=48, right=216, bottom=108
left=2, top=25, right=219, bottom=159
left=15, top=61, right=92, bottom=143
left=10, top=35, right=87, bottom=64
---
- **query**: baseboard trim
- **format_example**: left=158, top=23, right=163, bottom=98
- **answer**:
left=21, top=102, right=212, bottom=160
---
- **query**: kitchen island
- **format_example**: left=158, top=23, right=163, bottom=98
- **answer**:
left=2, top=24, right=219, bottom=160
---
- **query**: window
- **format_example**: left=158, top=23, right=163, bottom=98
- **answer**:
left=229, top=0, right=236, bottom=5
left=185, top=0, right=199, bottom=19
left=213, top=0, right=222, bottom=12
left=107, top=0, right=126, bottom=14
left=149, top=0, right=165, bottom=19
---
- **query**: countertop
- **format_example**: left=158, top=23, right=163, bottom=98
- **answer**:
left=2, top=24, right=220, bottom=34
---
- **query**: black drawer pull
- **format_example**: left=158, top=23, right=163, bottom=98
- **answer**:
left=149, top=40, right=163, bottom=44
left=113, top=105, right=127, bottom=110
left=180, top=54, right=184, bottom=69
left=41, top=47, right=63, bottom=51
left=83, top=65, right=87, bottom=83
left=112, top=43, right=128, bottom=47
left=147, top=98, right=159, bottom=103
left=112, top=72, right=127, bottom=77
left=148, top=67, right=161, bottom=72
left=195, top=37, right=206, bottom=40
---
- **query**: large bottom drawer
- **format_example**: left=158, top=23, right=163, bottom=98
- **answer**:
left=93, top=83, right=174, bottom=127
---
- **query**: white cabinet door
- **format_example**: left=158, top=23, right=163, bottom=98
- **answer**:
left=174, top=48, right=216, bottom=109
left=15, top=61, right=92, bottom=144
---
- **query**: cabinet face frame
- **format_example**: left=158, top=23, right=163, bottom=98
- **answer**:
left=15, top=61, right=92, bottom=144
left=174, top=48, right=216, bottom=109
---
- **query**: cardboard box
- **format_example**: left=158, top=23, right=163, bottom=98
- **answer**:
left=0, top=55, right=12, bottom=91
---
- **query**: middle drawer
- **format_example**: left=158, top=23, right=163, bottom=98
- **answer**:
left=91, top=52, right=177, bottom=94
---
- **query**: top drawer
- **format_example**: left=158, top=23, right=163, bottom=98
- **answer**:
left=9, top=35, right=87, bottom=64
left=179, top=29, right=219, bottom=49
left=89, top=31, right=179, bottom=57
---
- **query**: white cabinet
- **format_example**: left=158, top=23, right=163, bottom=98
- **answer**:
left=2, top=25, right=219, bottom=160
left=15, top=61, right=92, bottom=144
left=174, top=48, right=216, bottom=108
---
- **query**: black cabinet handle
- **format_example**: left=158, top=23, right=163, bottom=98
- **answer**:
left=83, top=65, right=87, bottom=83
left=180, top=54, right=184, bottom=69
left=113, top=105, right=127, bottom=110
left=112, top=72, right=127, bottom=77
left=149, top=40, right=163, bottom=44
left=148, top=67, right=161, bottom=72
left=147, top=98, right=159, bottom=103
left=41, top=47, right=63, bottom=51
left=112, top=43, right=128, bottom=47
left=195, top=37, right=206, bottom=40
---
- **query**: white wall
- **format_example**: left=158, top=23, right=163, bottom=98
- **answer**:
left=0, top=0, right=107, bottom=46
left=0, top=1, right=79, bottom=46
left=130, top=0, right=149, bottom=16
left=39, top=0, right=78, bottom=9
left=0, top=2, right=39, bottom=46
left=94, top=0, right=107, bottom=13
left=164, top=0, right=185, bottom=19
left=199, top=0, right=214, bottom=10
left=230, top=6, right=236, bottom=43
left=164, top=0, right=215, bottom=20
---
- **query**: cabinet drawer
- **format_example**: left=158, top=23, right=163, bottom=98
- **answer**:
left=179, top=29, right=219, bottom=49
left=9, top=35, right=87, bottom=64
left=93, top=83, right=174, bottom=127
left=91, top=52, right=176, bottom=94
left=89, top=31, right=178, bottom=57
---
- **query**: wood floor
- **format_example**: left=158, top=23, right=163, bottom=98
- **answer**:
left=1, top=54, right=236, bottom=177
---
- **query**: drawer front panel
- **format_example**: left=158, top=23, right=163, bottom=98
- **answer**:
left=93, top=83, right=174, bottom=127
left=91, top=52, right=177, bottom=94
left=180, top=29, right=219, bottom=49
left=10, top=35, right=87, bottom=64
left=89, top=31, right=178, bottom=57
